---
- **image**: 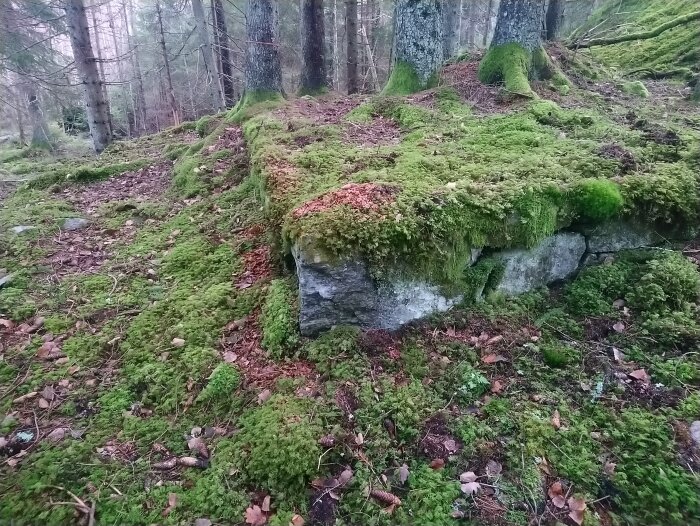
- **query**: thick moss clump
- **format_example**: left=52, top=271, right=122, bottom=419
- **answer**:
left=261, top=278, right=299, bottom=358
left=383, top=61, right=429, bottom=96
left=478, top=43, right=535, bottom=97
left=622, top=80, right=650, bottom=98
left=571, top=178, right=624, bottom=222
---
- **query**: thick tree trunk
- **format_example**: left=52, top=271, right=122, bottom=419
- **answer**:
left=64, top=0, right=112, bottom=152
left=545, top=0, right=563, bottom=40
left=346, top=0, right=359, bottom=94
left=123, top=0, right=147, bottom=133
left=89, top=1, right=113, bottom=137
left=191, top=0, right=224, bottom=111
left=241, top=0, right=283, bottom=105
left=491, top=0, right=544, bottom=51
left=156, top=0, right=180, bottom=126
left=27, top=89, right=52, bottom=149
left=383, top=0, right=443, bottom=95
left=212, top=0, right=235, bottom=106
left=300, top=0, right=328, bottom=94
left=442, top=0, right=460, bottom=58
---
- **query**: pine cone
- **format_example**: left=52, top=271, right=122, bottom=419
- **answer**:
left=370, top=489, right=401, bottom=506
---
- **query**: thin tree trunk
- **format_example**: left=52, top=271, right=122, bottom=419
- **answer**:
left=156, top=0, right=180, bottom=125
left=27, top=89, right=52, bottom=149
left=300, top=0, right=328, bottom=94
left=545, top=0, right=563, bottom=40
left=191, top=0, right=225, bottom=111
left=65, top=0, right=112, bottom=152
left=346, top=0, right=359, bottom=94
left=12, top=87, right=26, bottom=145
left=442, top=0, right=460, bottom=58
left=243, top=0, right=283, bottom=99
left=384, top=0, right=443, bottom=95
left=333, top=0, right=340, bottom=90
left=89, top=0, right=113, bottom=136
left=483, top=0, right=495, bottom=47
left=123, top=0, right=147, bottom=133
left=107, top=0, right=129, bottom=137
left=360, top=23, right=378, bottom=90
left=212, top=0, right=235, bottom=106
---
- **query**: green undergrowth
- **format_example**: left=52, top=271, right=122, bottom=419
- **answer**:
left=261, top=278, right=299, bottom=358
left=243, top=90, right=699, bottom=292
left=575, top=0, right=700, bottom=76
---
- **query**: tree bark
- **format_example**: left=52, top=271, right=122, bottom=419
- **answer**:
left=156, top=0, right=180, bottom=126
left=346, top=0, right=359, bottom=94
left=482, top=0, right=495, bottom=47
left=491, top=0, right=545, bottom=51
left=300, top=0, right=328, bottom=94
left=383, top=0, right=443, bottom=95
left=88, top=0, right=113, bottom=136
left=191, top=0, right=225, bottom=110
left=64, top=0, right=112, bottom=152
left=123, top=0, right=148, bottom=133
left=27, top=89, right=52, bottom=149
left=212, top=0, right=235, bottom=106
left=545, top=0, right=563, bottom=40
left=243, top=0, right=283, bottom=99
left=442, top=0, right=460, bottom=58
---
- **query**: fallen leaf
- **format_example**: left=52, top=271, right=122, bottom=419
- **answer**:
left=290, top=514, right=305, bottom=526
left=354, top=432, right=364, bottom=445
left=460, top=481, right=481, bottom=495
left=318, top=434, right=335, bottom=447
left=490, top=380, right=504, bottom=393
left=195, top=520, right=213, bottom=526
left=36, top=341, right=64, bottom=360
left=0, top=318, right=15, bottom=329
left=261, top=495, right=271, bottom=512
left=177, top=456, right=208, bottom=468
left=338, top=467, right=353, bottom=486
left=38, top=398, right=50, bottom=409
left=629, top=369, right=650, bottom=383
left=257, top=389, right=272, bottom=404
left=459, top=471, right=477, bottom=483
left=485, top=335, right=503, bottom=346
left=443, top=438, right=458, bottom=453
left=481, top=353, right=508, bottom=364
left=552, top=495, right=566, bottom=508
left=612, top=322, right=625, bottom=333
left=13, top=391, right=38, bottom=404
left=612, top=299, right=625, bottom=309
left=485, top=460, right=502, bottom=477
left=47, top=427, right=69, bottom=442
left=612, top=347, right=625, bottom=362
left=398, top=463, right=410, bottom=484
left=429, top=458, right=445, bottom=470
left=41, top=385, right=55, bottom=401
left=568, top=496, right=587, bottom=525
left=162, top=493, right=178, bottom=517
left=547, top=481, right=564, bottom=500
left=171, top=338, right=186, bottom=348
left=223, top=351, right=238, bottom=363
left=551, top=409, right=561, bottom=430
left=245, top=505, right=266, bottom=526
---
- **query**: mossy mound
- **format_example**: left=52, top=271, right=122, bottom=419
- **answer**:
left=574, top=0, right=700, bottom=77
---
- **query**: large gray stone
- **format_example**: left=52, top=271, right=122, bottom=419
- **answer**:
left=9, top=225, right=36, bottom=235
left=62, top=218, right=89, bottom=231
left=495, top=232, right=586, bottom=295
left=293, top=242, right=461, bottom=336
left=585, top=221, right=661, bottom=253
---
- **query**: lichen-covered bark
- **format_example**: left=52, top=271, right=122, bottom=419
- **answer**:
left=386, top=0, right=444, bottom=93
left=300, top=0, right=328, bottom=94
left=441, top=0, right=460, bottom=59
left=346, top=0, right=359, bottom=94
left=64, top=0, right=111, bottom=152
left=491, top=0, right=545, bottom=51
left=245, top=0, right=283, bottom=95
left=191, top=0, right=224, bottom=110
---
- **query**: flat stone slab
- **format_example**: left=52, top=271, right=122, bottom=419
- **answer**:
left=495, top=232, right=587, bottom=295
left=9, top=225, right=36, bottom=235
left=62, top=218, right=89, bottom=231
left=585, top=221, right=661, bottom=253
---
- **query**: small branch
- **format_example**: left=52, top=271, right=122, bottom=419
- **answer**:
left=569, top=11, right=700, bottom=49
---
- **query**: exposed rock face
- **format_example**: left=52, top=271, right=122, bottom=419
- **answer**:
left=294, top=244, right=460, bottom=335
left=585, top=221, right=661, bottom=253
left=495, top=233, right=586, bottom=295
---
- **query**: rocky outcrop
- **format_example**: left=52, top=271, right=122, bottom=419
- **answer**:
left=293, top=221, right=667, bottom=334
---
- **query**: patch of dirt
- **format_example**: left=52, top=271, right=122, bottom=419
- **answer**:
left=0, top=180, right=18, bottom=203
left=598, top=143, right=638, bottom=173
left=235, top=245, right=274, bottom=289
left=358, top=329, right=403, bottom=360
left=203, top=126, right=246, bottom=156
left=64, top=161, right=173, bottom=216
left=419, top=413, right=461, bottom=460
left=272, top=96, right=362, bottom=125
left=292, top=183, right=399, bottom=219
left=342, top=117, right=401, bottom=147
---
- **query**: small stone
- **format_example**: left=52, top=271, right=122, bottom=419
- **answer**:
left=690, top=421, right=700, bottom=449
left=0, top=273, right=13, bottom=288
left=62, top=218, right=89, bottom=231
left=9, top=225, right=35, bottom=235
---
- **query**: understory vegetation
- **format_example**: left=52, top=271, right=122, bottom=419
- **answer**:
left=1, top=25, right=700, bottom=526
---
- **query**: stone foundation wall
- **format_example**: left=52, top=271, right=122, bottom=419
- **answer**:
left=294, top=221, right=667, bottom=335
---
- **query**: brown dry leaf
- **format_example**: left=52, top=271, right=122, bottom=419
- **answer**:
left=162, top=493, right=178, bottom=517
left=459, top=471, right=477, bottom=483
left=338, top=468, right=354, bottom=486
left=551, top=409, right=561, bottom=430
left=629, top=369, right=651, bottom=383
left=612, top=347, right=625, bottom=363
left=47, top=427, right=69, bottom=442
left=245, top=505, right=267, bottom=526
left=547, top=481, right=564, bottom=500
left=0, top=318, right=15, bottom=329
left=490, top=380, right=504, bottom=394
left=568, top=496, right=587, bottom=525
left=290, top=514, right=305, bottom=526
left=481, top=353, right=508, bottom=364
left=41, top=385, right=55, bottom=401
left=36, top=341, right=64, bottom=360
left=257, top=389, right=272, bottom=404
left=612, top=322, right=625, bottom=333
left=569, top=510, right=585, bottom=525
left=177, top=456, right=208, bottom=468
left=152, top=458, right=178, bottom=470
left=443, top=438, right=458, bottom=454
left=485, top=335, right=503, bottom=346
left=429, top=458, right=445, bottom=470
left=13, top=391, right=37, bottom=404
left=354, top=432, right=364, bottom=445
left=460, top=481, right=481, bottom=495
left=485, top=460, right=502, bottom=477
left=38, top=398, right=50, bottom=409
left=398, top=463, right=410, bottom=484
left=223, top=351, right=238, bottom=363
left=552, top=495, right=566, bottom=508
left=261, top=495, right=271, bottom=512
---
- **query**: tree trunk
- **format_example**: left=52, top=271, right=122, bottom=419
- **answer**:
left=383, top=0, right=443, bottom=95
left=27, top=89, right=52, bottom=149
left=240, top=0, right=283, bottom=107
left=191, top=0, right=225, bottom=111
left=545, top=0, right=563, bottom=40
left=212, top=0, right=235, bottom=106
left=300, top=0, right=328, bottom=94
left=64, top=0, right=112, bottom=152
left=482, top=0, right=495, bottom=47
left=346, top=0, right=359, bottom=94
left=88, top=0, right=113, bottom=137
left=11, top=86, right=26, bottom=145
left=107, top=0, right=128, bottom=137
left=156, top=0, right=180, bottom=126
left=123, top=0, right=147, bottom=133
left=478, top=0, right=547, bottom=97
left=442, top=0, right=460, bottom=58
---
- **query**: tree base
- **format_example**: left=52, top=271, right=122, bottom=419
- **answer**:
left=229, top=90, right=284, bottom=123
left=382, top=61, right=437, bottom=97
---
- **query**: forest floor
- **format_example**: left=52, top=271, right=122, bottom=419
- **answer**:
left=1, top=54, right=700, bottom=526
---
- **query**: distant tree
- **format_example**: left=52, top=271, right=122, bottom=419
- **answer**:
left=236, top=0, right=283, bottom=112
left=300, top=0, right=328, bottom=94
left=155, top=0, right=180, bottom=126
left=212, top=0, right=235, bottom=106
left=346, top=0, right=359, bottom=94
left=478, top=0, right=567, bottom=97
left=191, top=0, right=225, bottom=110
left=27, top=89, right=52, bottom=148
left=64, top=0, right=112, bottom=152
left=383, top=0, right=443, bottom=95
left=442, top=0, right=461, bottom=59
left=545, top=0, right=563, bottom=40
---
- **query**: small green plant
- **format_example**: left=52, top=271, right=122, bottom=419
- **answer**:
left=304, top=326, right=365, bottom=380
left=621, top=80, right=649, bottom=98
left=540, top=342, right=577, bottom=368
left=197, top=363, right=242, bottom=403
left=260, top=279, right=299, bottom=358
left=571, top=178, right=624, bottom=222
